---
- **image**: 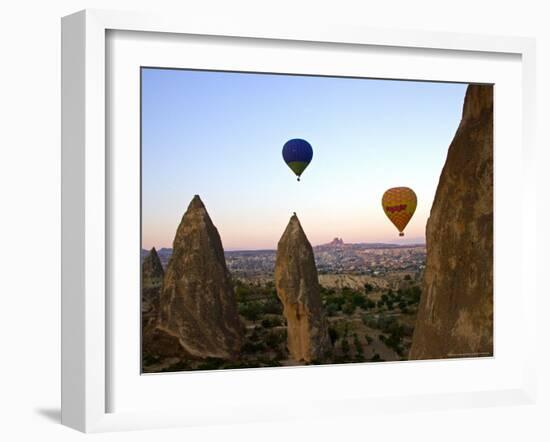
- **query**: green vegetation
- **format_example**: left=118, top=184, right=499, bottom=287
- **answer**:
left=265, top=329, right=286, bottom=348
left=373, top=286, right=422, bottom=313
left=144, top=280, right=422, bottom=373
left=364, top=314, right=414, bottom=356
left=321, top=285, right=378, bottom=316
left=261, top=316, right=283, bottom=328
left=238, top=301, right=262, bottom=321
left=237, top=283, right=283, bottom=321
left=363, top=314, right=414, bottom=337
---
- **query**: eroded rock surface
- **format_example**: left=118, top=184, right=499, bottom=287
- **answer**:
left=142, top=247, right=184, bottom=361
left=157, top=195, right=243, bottom=359
left=141, top=247, right=164, bottom=321
left=275, top=214, right=331, bottom=363
left=409, top=85, right=494, bottom=360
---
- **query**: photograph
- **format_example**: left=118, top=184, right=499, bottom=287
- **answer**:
left=0, top=0, right=544, bottom=438
left=140, top=67, right=494, bottom=373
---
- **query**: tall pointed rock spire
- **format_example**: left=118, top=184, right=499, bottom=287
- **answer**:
left=158, top=195, right=243, bottom=359
left=274, top=214, right=331, bottom=363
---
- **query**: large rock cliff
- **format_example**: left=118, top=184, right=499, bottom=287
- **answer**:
left=157, top=195, right=243, bottom=360
left=274, top=214, right=331, bottom=363
left=409, top=85, right=493, bottom=360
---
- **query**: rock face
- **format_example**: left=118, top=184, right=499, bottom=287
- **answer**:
left=141, top=247, right=164, bottom=321
left=157, top=195, right=243, bottom=359
left=141, top=248, right=165, bottom=357
left=409, top=85, right=493, bottom=360
left=142, top=247, right=184, bottom=361
left=274, top=214, right=331, bottom=363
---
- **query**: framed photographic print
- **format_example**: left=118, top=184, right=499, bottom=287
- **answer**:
left=61, top=9, right=537, bottom=433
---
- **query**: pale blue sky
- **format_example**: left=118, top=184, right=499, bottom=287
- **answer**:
left=141, top=68, right=467, bottom=250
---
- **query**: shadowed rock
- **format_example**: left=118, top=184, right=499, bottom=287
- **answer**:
left=275, top=214, right=331, bottom=363
left=141, top=247, right=164, bottom=319
left=157, top=195, right=243, bottom=360
left=142, top=247, right=184, bottom=360
left=409, top=85, right=494, bottom=360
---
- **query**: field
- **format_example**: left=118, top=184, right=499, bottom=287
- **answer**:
left=142, top=272, right=422, bottom=372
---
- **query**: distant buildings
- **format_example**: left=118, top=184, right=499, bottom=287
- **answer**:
left=142, top=242, right=427, bottom=280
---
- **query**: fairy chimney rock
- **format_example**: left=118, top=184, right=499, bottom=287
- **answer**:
left=158, top=195, right=243, bottom=359
left=409, top=85, right=494, bottom=360
left=274, top=214, right=331, bottom=363
left=141, top=247, right=164, bottom=317
left=142, top=247, right=164, bottom=288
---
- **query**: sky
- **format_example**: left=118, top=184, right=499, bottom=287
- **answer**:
left=141, top=68, right=468, bottom=251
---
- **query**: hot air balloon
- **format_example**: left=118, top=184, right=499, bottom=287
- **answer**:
left=282, top=138, right=313, bottom=181
left=382, top=187, right=417, bottom=237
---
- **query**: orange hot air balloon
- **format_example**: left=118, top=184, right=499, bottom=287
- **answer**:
left=382, top=187, right=417, bottom=237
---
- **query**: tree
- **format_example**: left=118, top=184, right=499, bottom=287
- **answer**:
left=238, top=301, right=262, bottom=321
left=350, top=292, right=367, bottom=309
left=326, top=302, right=339, bottom=316
left=342, top=303, right=355, bottom=315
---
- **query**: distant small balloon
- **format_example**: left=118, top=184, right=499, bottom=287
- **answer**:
left=382, top=187, right=417, bottom=236
left=282, top=139, right=313, bottom=181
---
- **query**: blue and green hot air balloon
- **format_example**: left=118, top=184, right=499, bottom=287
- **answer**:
left=282, top=138, right=313, bottom=181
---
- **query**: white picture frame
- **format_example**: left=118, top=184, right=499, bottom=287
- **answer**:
left=61, top=9, right=537, bottom=433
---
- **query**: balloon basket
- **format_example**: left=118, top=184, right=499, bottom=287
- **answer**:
left=399, top=232, right=404, bottom=237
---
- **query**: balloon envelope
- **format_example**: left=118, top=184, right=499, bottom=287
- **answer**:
left=282, top=139, right=313, bottom=179
left=382, top=187, right=417, bottom=236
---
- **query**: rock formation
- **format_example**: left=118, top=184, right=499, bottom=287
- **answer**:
left=409, top=85, right=493, bottom=360
left=157, top=195, right=243, bottom=359
left=141, top=247, right=164, bottom=321
left=141, top=247, right=184, bottom=361
left=274, top=214, right=331, bottom=363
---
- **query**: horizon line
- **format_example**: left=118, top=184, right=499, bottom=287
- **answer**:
left=143, top=240, right=427, bottom=253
